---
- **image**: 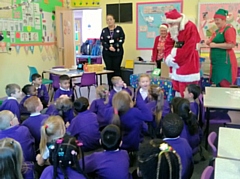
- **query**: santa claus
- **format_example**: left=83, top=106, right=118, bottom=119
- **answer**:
left=164, top=9, right=201, bottom=97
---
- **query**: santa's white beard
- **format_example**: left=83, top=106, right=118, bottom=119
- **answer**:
left=169, top=25, right=179, bottom=42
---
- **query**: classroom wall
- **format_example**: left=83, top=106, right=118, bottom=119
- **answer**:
left=0, top=49, right=56, bottom=97
left=100, top=0, right=240, bottom=64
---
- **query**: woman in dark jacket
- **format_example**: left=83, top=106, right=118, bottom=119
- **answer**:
left=100, top=14, right=125, bottom=89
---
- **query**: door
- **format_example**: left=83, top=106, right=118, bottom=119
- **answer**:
left=55, top=7, right=75, bottom=68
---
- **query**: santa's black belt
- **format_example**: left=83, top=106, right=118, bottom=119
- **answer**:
left=174, top=41, right=184, bottom=48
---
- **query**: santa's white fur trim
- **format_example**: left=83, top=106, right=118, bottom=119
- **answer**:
left=175, top=92, right=181, bottom=97
left=165, top=55, right=179, bottom=68
left=166, top=17, right=182, bottom=24
left=171, top=68, right=200, bottom=82
left=166, top=14, right=189, bottom=31
left=171, top=48, right=177, bottom=58
left=160, top=24, right=168, bottom=29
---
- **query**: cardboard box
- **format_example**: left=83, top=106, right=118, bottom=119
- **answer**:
left=161, top=62, right=170, bottom=78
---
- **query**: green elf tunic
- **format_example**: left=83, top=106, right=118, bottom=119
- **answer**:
left=210, top=25, right=238, bottom=85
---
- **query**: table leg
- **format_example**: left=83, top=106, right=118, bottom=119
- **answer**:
left=100, top=74, right=103, bottom=85
left=205, top=107, right=210, bottom=149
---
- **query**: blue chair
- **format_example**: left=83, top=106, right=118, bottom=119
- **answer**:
left=28, top=66, right=53, bottom=91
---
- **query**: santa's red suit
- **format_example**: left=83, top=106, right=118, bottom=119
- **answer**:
left=164, top=9, right=201, bottom=97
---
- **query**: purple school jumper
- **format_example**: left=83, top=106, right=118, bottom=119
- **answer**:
left=67, top=110, right=100, bottom=151
left=81, top=150, right=130, bottom=179
left=118, top=96, right=153, bottom=151
left=20, top=95, right=31, bottom=114
left=136, top=89, right=149, bottom=103
left=45, top=104, right=75, bottom=123
left=0, top=97, right=20, bottom=122
left=190, top=101, right=199, bottom=117
left=0, top=125, right=35, bottom=162
left=164, top=137, right=194, bottom=179
left=53, top=88, right=73, bottom=101
left=37, top=84, right=49, bottom=105
left=180, top=124, right=201, bottom=154
left=108, top=87, right=132, bottom=106
left=89, top=98, right=112, bottom=128
left=22, top=161, right=35, bottom=179
left=40, top=166, right=86, bottom=179
left=22, top=113, right=49, bottom=148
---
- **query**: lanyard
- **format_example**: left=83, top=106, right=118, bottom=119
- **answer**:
left=110, top=30, right=114, bottom=39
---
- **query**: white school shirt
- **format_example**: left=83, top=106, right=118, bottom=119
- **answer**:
left=113, top=86, right=122, bottom=93
left=139, top=88, right=148, bottom=100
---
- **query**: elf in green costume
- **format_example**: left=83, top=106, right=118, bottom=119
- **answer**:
left=206, top=9, right=238, bottom=87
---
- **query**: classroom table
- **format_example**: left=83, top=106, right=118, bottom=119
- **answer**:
left=214, top=157, right=240, bottom=179
left=203, top=87, right=240, bottom=149
left=218, top=127, right=240, bottom=160
left=42, top=69, right=114, bottom=87
left=76, top=55, right=102, bottom=64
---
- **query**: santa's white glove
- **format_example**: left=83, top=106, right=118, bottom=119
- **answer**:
left=165, top=54, right=179, bottom=69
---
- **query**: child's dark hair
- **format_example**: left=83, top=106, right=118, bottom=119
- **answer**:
left=74, top=97, right=89, bottom=113
left=59, top=75, right=70, bottom=83
left=172, top=98, right=198, bottom=135
left=56, top=97, right=73, bottom=113
left=31, top=73, right=41, bottom=81
left=112, top=91, right=132, bottom=127
left=101, top=124, right=121, bottom=151
left=162, top=113, right=183, bottom=138
left=138, top=139, right=181, bottom=179
left=149, top=85, right=164, bottom=125
left=48, top=134, right=87, bottom=179
left=186, top=84, right=201, bottom=100
left=22, top=84, right=33, bottom=95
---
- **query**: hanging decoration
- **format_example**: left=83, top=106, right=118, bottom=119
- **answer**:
left=29, top=46, right=34, bottom=54
left=39, top=45, right=43, bottom=52
left=24, top=46, right=29, bottom=54
left=15, top=45, right=20, bottom=54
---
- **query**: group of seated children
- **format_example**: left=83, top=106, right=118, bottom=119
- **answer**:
left=0, top=72, right=203, bottom=179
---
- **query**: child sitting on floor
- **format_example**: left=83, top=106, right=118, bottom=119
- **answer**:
left=40, top=133, right=87, bottom=179
left=89, top=85, right=112, bottom=130
left=31, top=73, right=49, bottom=108
left=54, top=75, right=73, bottom=101
left=67, top=97, right=101, bottom=152
left=20, top=84, right=37, bottom=115
left=184, top=84, right=201, bottom=116
left=0, top=110, right=35, bottom=162
left=162, top=113, right=194, bottom=179
left=22, top=96, right=49, bottom=149
left=45, top=95, right=74, bottom=125
left=0, top=83, right=22, bottom=122
left=135, top=74, right=151, bottom=102
left=82, top=124, right=131, bottom=179
left=108, top=76, right=132, bottom=106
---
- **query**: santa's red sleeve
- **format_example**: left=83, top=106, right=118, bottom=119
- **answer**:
left=170, top=24, right=201, bottom=66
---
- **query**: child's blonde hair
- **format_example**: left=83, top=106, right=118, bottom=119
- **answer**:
left=5, top=83, right=20, bottom=97
left=138, top=74, right=150, bottom=83
left=148, top=85, right=164, bottom=125
left=0, top=110, right=14, bottom=130
left=96, top=85, right=109, bottom=104
left=24, top=96, right=41, bottom=113
left=39, top=116, right=66, bottom=156
left=55, top=97, right=73, bottom=112
left=112, top=91, right=132, bottom=127
left=111, top=76, right=122, bottom=86
left=0, top=138, right=23, bottom=179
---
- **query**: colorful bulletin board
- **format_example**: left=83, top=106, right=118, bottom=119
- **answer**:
left=136, top=1, right=183, bottom=50
left=198, top=2, right=240, bottom=52
left=71, top=0, right=100, bottom=7
left=0, top=0, right=63, bottom=53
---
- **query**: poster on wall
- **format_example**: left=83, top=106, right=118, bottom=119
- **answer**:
left=136, top=1, right=183, bottom=50
left=198, top=2, right=240, bottom=52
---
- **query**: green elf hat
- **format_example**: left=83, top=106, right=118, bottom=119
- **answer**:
left=214, top=9, right=228, bottom=20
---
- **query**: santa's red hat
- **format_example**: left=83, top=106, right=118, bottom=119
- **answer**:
left=165, top=9, right=182, bottom=23
left=159, top=23, right=168, bottom=29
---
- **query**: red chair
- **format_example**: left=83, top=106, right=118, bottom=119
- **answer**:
left=74, top=72, right=97, bottom=99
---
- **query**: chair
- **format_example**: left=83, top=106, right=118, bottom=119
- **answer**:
left=49, top=66, right=64, bottom=101
left=201, top=166, right=214, bottom=179
left=224, top=122, right=240, bottom=129
left=28, top=66, right=53, bottom=86
left=208, top=132, right=217, bottom=158
left=74, top=72, right=97, bottom=99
